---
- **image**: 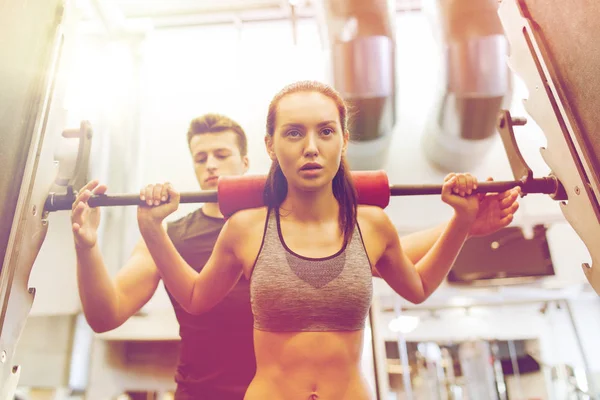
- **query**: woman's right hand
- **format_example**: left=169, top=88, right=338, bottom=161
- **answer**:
left=71, top=180, right=107, bottom=249
left=137, top=182, right=180, bottom=228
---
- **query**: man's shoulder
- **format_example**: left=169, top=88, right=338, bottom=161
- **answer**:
left=167, top=208, right=223, bottom=239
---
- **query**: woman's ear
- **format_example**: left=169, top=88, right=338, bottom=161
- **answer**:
left=264, top=135, right=276, bottom=161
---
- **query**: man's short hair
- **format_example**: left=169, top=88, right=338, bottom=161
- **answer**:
left=187, top=113, right=248, bottom=156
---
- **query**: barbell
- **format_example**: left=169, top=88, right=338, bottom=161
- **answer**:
left=44, top=170, right=565, bottom=218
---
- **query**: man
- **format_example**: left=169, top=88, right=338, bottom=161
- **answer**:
left=71, top=113, right=520, bottom=399
left=71, top=114, right=253, bottom=399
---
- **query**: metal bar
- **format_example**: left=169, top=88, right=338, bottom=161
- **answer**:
left=393, top=298, right=414, bottom=400
left=382, top=298, right=563, bottom=313
left=563, top=299, right=597, bottom=396
left=43, top=176, right=562, bottom=212
left=390, top=177, right=558, bottom=196
left=45, top=190, right=219, bottom=211
left=369, top=296, right=390, bottom=399
left=507, top=340, right=524, bottom=398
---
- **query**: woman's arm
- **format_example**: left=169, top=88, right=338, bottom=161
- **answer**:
left=139, top=216, right=244, bottom=315
left=398, top=179, right=519, bottom=264
left=368, top=173, right=479, bottom=303
left=136, top=182, right=245, bottom=315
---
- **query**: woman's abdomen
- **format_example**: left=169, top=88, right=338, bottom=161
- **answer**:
left=245, top=329, right=374, bottom=400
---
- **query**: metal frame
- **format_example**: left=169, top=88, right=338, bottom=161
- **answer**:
left=383, top=298, right=596, bottom=398
left=0, top=2, right=66, bottom=397
left=498, top=0, right=600, bottom=294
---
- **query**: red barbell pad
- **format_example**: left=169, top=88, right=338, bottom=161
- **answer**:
left=218, top=174, right=266, bottom=218
left=353, top=170, right=390, bottom=209
left=218, top=170, right=390, bottom=218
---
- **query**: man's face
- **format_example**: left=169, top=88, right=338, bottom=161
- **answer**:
left=189, top=130, right=249, bottom=190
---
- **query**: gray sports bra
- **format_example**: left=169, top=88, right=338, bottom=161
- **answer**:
left=249, top=208, right=373, bottom=332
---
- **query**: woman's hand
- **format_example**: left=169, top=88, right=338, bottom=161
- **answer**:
left=441, top=173, right=480, bottom=224
left=136, top=182, right=180, bottom=228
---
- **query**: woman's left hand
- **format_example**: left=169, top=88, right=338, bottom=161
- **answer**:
left=137, top=182, right=180, bottom=228
left=441, top=173, right=480, bottom=223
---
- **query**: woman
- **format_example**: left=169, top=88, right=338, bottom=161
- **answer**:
left=138, top=81, right=485, bottom=399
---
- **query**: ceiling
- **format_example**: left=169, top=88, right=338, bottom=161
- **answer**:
left=78, top=0, right=423, bottom=29
left=115, top=0, right=290, bottom=18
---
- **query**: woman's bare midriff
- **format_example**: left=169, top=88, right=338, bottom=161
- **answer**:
left=244, top=329, right=374, bottom=400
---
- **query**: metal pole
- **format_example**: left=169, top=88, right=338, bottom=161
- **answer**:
left=507, top=340, right=524, bottom=399
left=563, top=299, right=597, bottom=397
left=393, top=298, right=414, bottom=400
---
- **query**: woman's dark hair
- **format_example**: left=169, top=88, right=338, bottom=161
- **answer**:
left=264, top=80, right=357, bottom=244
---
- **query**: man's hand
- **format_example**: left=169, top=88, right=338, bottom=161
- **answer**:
left=469, top=177, right=521, bottom=237
left=71, top=180, right=107, bottom=249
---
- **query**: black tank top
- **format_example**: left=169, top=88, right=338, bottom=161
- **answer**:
left=166, top=208, right=256, bottom=399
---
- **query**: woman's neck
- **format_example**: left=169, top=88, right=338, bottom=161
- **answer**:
left=280, top=184, right=338, bottom=223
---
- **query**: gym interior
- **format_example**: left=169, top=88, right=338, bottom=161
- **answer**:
left=2, top=0, right=599, bottom=399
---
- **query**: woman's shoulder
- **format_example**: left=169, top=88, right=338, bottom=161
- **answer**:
left=224, top=206, right=270, bottom=232
left=357, top=205, right=395, bottom=235
left=222, top=207, right=270, bottom=267
left=357, top=204, right=389, bottom=225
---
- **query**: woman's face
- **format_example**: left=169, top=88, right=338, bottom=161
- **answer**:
left=266, top=91, right=348, bottom=193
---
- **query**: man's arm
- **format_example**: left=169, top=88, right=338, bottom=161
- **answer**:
left=398, top=186, right=520, bottom=264
left=371, top=209, right=472, bottom=304
left=400, top=223, right=447, bottom=264
left=370, top=223, right=446, bottom=277
left=76, top=238, right=161, bottom=333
